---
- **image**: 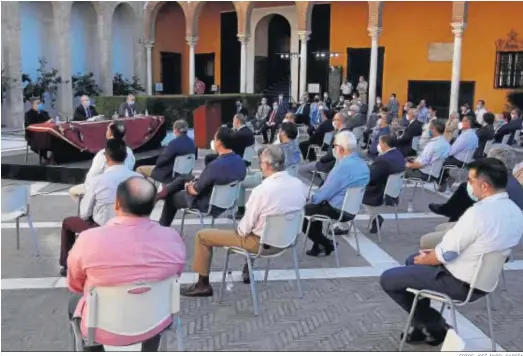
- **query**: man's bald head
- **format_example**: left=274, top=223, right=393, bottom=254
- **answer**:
left=116, top=177, right=157, bottom=217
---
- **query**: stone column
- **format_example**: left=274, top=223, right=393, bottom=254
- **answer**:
left=298, top=31, right=310, bottom=99
left=367, top=27, right=381, bottom=118
left=97, top=10, right=113, bottom=96
left=238, top=34, right=249, bottom=93
left=449, top=22, right=465, bottom=114
left=145, top=41, right=154, bottom=95
left=54, top=3, right=74, bottom=117
left=187, top=37, right=197, bottom=94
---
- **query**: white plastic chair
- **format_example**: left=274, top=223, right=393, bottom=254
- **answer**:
left=438, top=149, right=475, bottom=187
left=172, top=153, right=196, bottom=177
left=369, top=172, right=405, bottom=243
left=513, top=129, right=521, bottom=146
left=483, top=139, right=494, bottom=156
left=286, top=164, right=299, bottom=177
left=352, top=126, right=365, bottom=143
left=1, top=185, right=40, bottom=256
left=411, top=136, right=421, bottom=152
left=179, top=181, right=241, bottom=235
left=404, top=157, right=446, bottom=211
left=302, top=186, right=366, bottom=266
left=501, top=133, right=511, bottom=145
left=440, top=329, right=466, bottom=351
left=70, top=277, right=183, bottom=352
left=218, top=210, right=304, bottom=316
left=243, top=145, right=256, bottom=165
left=307, top=170, right=328, bottom=198
left=398, top=250, right=509, bottom=352
left=306, top=131, right=333, bottom=161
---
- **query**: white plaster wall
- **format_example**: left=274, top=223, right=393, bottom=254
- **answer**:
left=112, top=3, right=135, bottom=79
left=247, top=6, right=299, bottom=99
left=70, top=2, right=99, bottom=81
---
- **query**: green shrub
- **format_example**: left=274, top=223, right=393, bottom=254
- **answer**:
left=95, top=94, right=263, bottom=127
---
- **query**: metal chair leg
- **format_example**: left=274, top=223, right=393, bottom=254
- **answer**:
left=160, top=329, right=168, bottom=351
left=180, top=210, right=187, bottom=235
left=263, top=259, right=270, bottom=284
left=15, top=217, right=20, bottom=250
left=486, top=295, right=496, bottom=351
left=301, top=219, right=312, bottom=260
left=218, top=250, right=231, bottom=302
left=176, top=316, right=184, bottom=352
left=399, top=294, right=422, bottom=351
left=330, top=224, right=340, bottom=267
left=394, top=204, right=400, bottom=234
left=198, top=213, right=205, bottom=229
left=352, top=221, right=361, bottom=256
left=292, top=246, right=303, bottom=298
left=25, top=144, right=29, bottom=163
left=26, top=215, right=40, bottom=256
left=246, top=255, right=259, bottom=316
left=376, top=215, right=382, bottom=243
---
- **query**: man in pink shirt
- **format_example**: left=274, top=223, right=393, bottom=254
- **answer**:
left=67, top=177, right=186, bottom=351
left=194, top=76, right=206, bottom=95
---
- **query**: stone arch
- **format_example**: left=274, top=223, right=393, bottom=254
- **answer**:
left=112, top=2, right=136, bottom=79
left=70, top=1, right=99, bottom=81
left=144, top=1, right=189, bottom=41
left=187, top=1, right=242, bottom=39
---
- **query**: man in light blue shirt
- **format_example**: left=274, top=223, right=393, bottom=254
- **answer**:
left=417, top=100, right=429, bottom=124
left=302, top=130, right=370, bottom=257
left=405, top=119, right=450, bottom=181
left=438, top=116, right=478, bottom=191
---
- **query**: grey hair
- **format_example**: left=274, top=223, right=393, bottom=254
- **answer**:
left=258, top=145, right=285, bottom=172
left=234, top=113, right=246, bottom=125
left=337, top=111, right=350, bottom=124
left=334, top=130, right=358, bottom=152
left=488, top=145, right=515, bottom=170
left=173, top=119, right=188, bottom=133
left=350, top=104, right=360, bottom=113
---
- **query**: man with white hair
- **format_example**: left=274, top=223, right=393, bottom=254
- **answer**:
left=181, top=145, right=307, bottom=297
left=302, top=131, right=370, bottom=257
left=73, top=95, right=98, bottom=121
left=346, top=104, right=366, bottom=130
left=118, top=94, right=137, bottom=117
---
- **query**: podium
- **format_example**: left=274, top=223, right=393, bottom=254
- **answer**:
left=193, top=102, right=222, bottom=149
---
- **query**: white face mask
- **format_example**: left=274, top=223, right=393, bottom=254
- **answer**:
left=466, top=182, right=479, bottom=202
left=377, top=144, right=383, bottom=154
left=458, top=122, right=463, bottom=130
left=319, top=105, right=324, bottom=111
left=273, top=105, right=278, bottom=110
left=210, top=140, right=216, bottom=151
left=332, top=121, right=337, bottom=130
left=261, top=100, right=267, bottom=105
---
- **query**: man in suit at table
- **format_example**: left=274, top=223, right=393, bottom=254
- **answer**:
left=397, top=108, right=423, bottom=157
left=24, top=97, right=52, bottom=163
left=73, top=95, right=98, bottom=121
left=118, top=94, right=137, bottom=118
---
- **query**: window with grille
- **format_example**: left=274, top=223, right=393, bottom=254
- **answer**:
left=494, top=30, right=523, bottom=89
left=494, top=51, right=523, bottom=89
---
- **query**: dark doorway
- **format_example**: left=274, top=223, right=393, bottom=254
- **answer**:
left=220, top=11, right=240, bottom=93
left=267, top=15, right=291, bottom=89
left=307, top=4, right=331, bottom=95
left=160, top=52, right=181, bottom=94
left=195, top=53, right=215, bottom=94
left=407, top=80, right=476, bottom=118
left=346, top=47, right=385, bottom=98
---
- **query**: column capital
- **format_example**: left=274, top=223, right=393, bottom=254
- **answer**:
left=237, top=34, right=250, bottom=44
left=451, top=22, right=466, bottom=36
left=143, top=40, right=155, bottom=49
left=367, top=27, right=382, bottom=39
left=186, top=36, right=198, bottom=47
left=297, top=31, right=310, bottom=42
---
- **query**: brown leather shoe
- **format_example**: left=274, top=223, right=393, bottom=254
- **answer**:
left=180, top=283, right=213, bottom=297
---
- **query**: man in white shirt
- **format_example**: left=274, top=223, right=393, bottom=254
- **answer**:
left=59, top=139, right=140, bottom=277
left=340, top=79, right=353, bottom=97
left=380, top=157, right=523, bottom=346
left=181, top=145, right=307, bottom=297
left=475, top=99, right=487, bottom=126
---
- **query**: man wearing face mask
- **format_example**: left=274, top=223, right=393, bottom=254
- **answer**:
left=299, top=108, right=333, bottom=161
left=495, top=108, right=522, bottom=145
left=474, top=100, right=487, bottom=126
left=307, top=96, right=323, bottom=135
left=293, top=97, right=310, bottom=126
left=254, top=98, right=271, bottom=132
left=322, top=92, right=332, bottom=110
left=381, top=157, right=523, bottom=347
left=386, top=93, right=400, bottom=119
left=276, top=93, right=289, bottom=114
left=118, top=94, right=137, bottom=118
left=368, top=115, right=391, bottom=158
left=425, top=147, right=523, bottom=249
left=235, top=99, right=249, bottom=117
left=73, top=95, right=98, bottom=121
left=25, top=98, right=52, bottom=163
left=261, top=101, right=283, bottom=144
left=473, top=112, right=495, bottom=159
left=397, top=108, right=423, bottom=157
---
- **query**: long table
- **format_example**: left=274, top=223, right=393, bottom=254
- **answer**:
left=26, top=116, right=166, bottom=164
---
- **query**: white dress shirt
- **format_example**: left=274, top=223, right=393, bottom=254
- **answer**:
left=237, top=171, right=307, bottom=237
left=449, top=128, right=478, bottom=162
left=85, top=146, right=135, bottom=181
left=80, top=165, right=141, bottom=225
left=435, top=192, right=523, bottom=291
left=340, top=83, right=353, bottom=96
left=475, top=107, right=487, bottom=126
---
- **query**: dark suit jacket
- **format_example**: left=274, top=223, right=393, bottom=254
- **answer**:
left=474, top=124, right=495, bottom=159
left=266, top=108, right=284, bottom=126
left=118, top=102, right=137, bottom=117
left=232, top=126, right=255, bottom=160
left=73, top=105, right=98, bottom=121
left=276, top=99, right=289, bottom=116
left=363, top=148, right=405, bottom=206
left=236, top=106, right=249, bottom=117
left=24, top=109, right=50, bottom=127
left=347, top=113, right=366, bottom=130
left=495, top=118, right=522, bottom=144
left=308, top=119, right=334, bottom=146
left=151, top=134, right=198, bottom=183
left=397, top=120, right=423, bottom=156
left=316, top=127, right=349, bottom=173
left=294, top=103, right=311, bottom=125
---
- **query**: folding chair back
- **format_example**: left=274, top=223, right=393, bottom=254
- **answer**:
left=352, top=126, right=364, bottom=142
left=462, top=149, right=475, bottom=164
left=209, top=181, right=241, bottom=210
left=172, top=154, right=196, bottom=177
left=260, top=210, right=304, bottom=249
left=440, top=329, right=466, bottom=351
left=85, top=278, right=180, bottom=346
left=340, top=186, right=366, bottom=217
left=411, top=136, right=421, bottom=152
left=513, top=129, right=521, bottom=144
left=322, top=131, right=334, bottom=147
left=286, top=164, right=298, bottom=177
left=501, top=134, right=511, bottom=145
left=428, top=157, right=446, bottom=179
left=243, top=145, right=256, bottom=164
left=384, top=172, right=405, bottom=200
left=469, top=249, right=510, bottom=294
left=1, top=184, right=30, bottom=222
left=99, top=203, right=117, bottom=226
left=483, top=139, right=494, bottom=156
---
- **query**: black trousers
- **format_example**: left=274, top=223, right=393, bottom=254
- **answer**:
left=68, top=294, right=162, bottom=351
left=439, top=182, right=474, bottom=222
left=302, top=202, right=352, bottom=248
left=404, top=168, right=430, bottom=181
left=204, top=153, right=218, bottom=166
left=159, top=175, right=194, bottom=227
left=380, top=254, right=486, bottom=329
left=261, top=124, right=277, bottom=143
left=299, top=140, right=316, bottom=161
left=439, top=156, right=464, bottom=185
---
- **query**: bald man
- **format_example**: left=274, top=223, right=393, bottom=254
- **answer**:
left=73, top=95, right=98, bottom=121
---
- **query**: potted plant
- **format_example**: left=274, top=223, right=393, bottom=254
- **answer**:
left=21, top=58, right=68, bottom=110
left=72, top=72, right=102, bottom=98
left=112, top=73, right=145, bottom=96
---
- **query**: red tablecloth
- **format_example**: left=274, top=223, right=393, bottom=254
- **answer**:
left=26, top=116, right=165, bottom=154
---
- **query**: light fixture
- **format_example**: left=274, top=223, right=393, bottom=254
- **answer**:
left=278, top=52, right=300, bottom=59
left=313, top=51, right=341, bottom=60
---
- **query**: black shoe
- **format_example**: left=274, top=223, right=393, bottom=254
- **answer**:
left=400, top=327, right=428, bottom=345
left=59, top=267, right=67, bottom=277
left=306, top=247, right=322, bottom=257
left=369, top=215, right=384, bottom=234
left=428, top=203, right=447, bottom=217
left=424, top=324, right=450, bottom=347
left=322, top=241, right=334, bottom=256
left=241, top=263, right=251, bottom=284
left=333, top=226, right=349, bottom=235
left=180, top=283, right=214, bottom=297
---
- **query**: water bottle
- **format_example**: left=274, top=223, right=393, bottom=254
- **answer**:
left=226, top=270, right=234, bottom=292
left=125, top=108, right=129, bottom=118
left=112, top=110, right=118, bottom=120
left=407, top=201, right=414, bottom=213
left=145, top=108, right=149, bottom=116
left=55, top=115, right=61, bottom=123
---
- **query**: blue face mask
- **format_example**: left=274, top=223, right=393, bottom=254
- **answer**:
left=428, top=130, right=434, bottom=138
left=37, top=103, right=45, bottom=112
left=129, top=100, right=135, bottom=106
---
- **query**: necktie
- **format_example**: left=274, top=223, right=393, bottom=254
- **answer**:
left=86, top=107, right=91, bottom=118
left=269, top=111, right=276, bottom=124
left=297, top=105, right=303, bottom=114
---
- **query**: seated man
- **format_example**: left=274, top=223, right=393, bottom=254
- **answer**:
left=424, top=147, right=523, bottom=249
left=24, top=97, right=51, bottom=163
left=303, top=131, right=370, bottom=257
left=261, top=101, right=284, bottom=144
left=158, top=127, right=247, bottom=227
left=136, top=119, right=197, bottom=184
left=67, top=177, right=185, bottom=351
left=397, top=108, right=423, bottom=157
left=118, top=94, right=137, bottom=117
left=404, top=119, right=450, bottom=181
left=236, top=123, right=302, bottom=219
left=438, top=116, right=478, bottom=191
left=205, top=114, right=255, bottom=166
left=60, top=139, right=140, bottom=276
left=298, top=112, right=349, bottom=186
left=180, top=145, right=307, bottom=297
left=253, top=97, right=271, bottom=133
left=473, top=112, right=495, bottom=159
left=368, top=113, right=391, bottom=158
left=69, top=123, right=135, bottom=199
left=380, top=158, right=523, bottom=346
left=299, top=108, right=333, bottom=161
left=495, top=108, right=522, bottom=145
left=273, top=112, right=297, bottom=144
left=73, top=95, right=98, bottom=121
left=293, top=98, right=311, bottom=126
